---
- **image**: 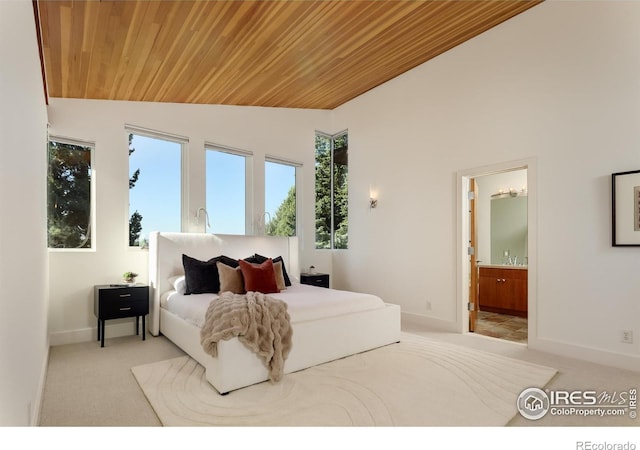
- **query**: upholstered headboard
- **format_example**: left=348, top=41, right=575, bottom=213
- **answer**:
left=148, top=232, right=299, bottom=336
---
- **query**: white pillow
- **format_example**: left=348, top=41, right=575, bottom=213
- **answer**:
left=168, top=275, right=186, bottom=295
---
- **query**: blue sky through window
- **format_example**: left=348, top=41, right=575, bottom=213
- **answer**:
left=129, top=134, right=298, bottom=242
left=206, top=150, right=246, bottom=234
left=129, top=134, right=181, bottom=244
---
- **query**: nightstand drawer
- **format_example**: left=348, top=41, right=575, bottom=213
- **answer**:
left=300, top=273, right=330, bottom=289
left=98, top=297, right=148, bottom=319
left=97, top=286, right=148, bottom=303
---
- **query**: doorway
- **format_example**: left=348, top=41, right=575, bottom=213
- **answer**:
left=458, top=158, right=537, bottom=345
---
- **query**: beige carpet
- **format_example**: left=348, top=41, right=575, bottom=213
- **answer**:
left=131, top=333, right=557, bottom=426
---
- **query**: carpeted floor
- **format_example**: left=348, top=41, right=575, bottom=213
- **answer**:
left=131, top=333, right=557, bottom=426
left=38, top=333, right=184, bottom=426
left=38, top=323, right=640, bottom=428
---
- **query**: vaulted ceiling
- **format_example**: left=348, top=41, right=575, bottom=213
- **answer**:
left=36, top=0, right=542, bottom=110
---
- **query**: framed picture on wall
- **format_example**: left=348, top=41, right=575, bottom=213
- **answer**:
left=612, top=169, right=640, bottom=246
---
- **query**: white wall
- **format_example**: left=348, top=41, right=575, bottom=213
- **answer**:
left=0, top=0, right=49, bottom=425
left=332, top=1, right=640, bottom=369
left=47, top=99, right=331, bottom=343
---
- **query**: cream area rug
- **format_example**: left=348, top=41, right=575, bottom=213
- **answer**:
left=131, top=333, right=557, bottom=426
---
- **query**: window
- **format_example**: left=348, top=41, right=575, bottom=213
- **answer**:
left=47, top=138, right=94, bottom=249
left=315, top=131, right=348, bottom=249
left=265, top=159, right=298, bottom=237
left=128, top=130, right=184, bottom=247
left=206, top=146, right=250, bottom=234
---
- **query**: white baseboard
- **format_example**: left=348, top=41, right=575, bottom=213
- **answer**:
left=402, top=311, right=640, bottom=372
left=401, top=311, right=459, bottom=333
left=49, top=321, right=143, bottom=346
left=529, top=336, right=640, bottom=373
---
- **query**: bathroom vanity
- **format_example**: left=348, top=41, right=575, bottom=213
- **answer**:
left=478, top=265, right=527, bottom=317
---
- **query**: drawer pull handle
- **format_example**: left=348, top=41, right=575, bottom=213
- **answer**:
left=119, top=293, right=132, bottom=298
left=119, top=307, right=132, bottom=311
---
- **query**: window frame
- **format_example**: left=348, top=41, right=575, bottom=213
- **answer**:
left=205, top=142, right=253, bottom=235
left=125, top=125, right=188, bottom=248
left=264, top=155, right=302, bottom=237
left=315, top=129, right=348, bottom=250
left=47, top=135, right=96, bottom=252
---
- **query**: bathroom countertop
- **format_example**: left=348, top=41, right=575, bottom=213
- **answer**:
left=477, top=264, right=528, bottom=270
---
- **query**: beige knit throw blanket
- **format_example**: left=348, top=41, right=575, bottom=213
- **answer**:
left=200, top=291, right=293, bottom=382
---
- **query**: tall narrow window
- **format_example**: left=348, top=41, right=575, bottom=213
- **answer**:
left=206, top=146, right=249, bottom=234
left=265, top=159, right=297, bottom=237
left=315, top=130, right=348, bottom=249
left=332, top=132, right=349, bottom=249
left=128, top=131, right=183, bottom=247
left=48, top=138, right=93, bottom=249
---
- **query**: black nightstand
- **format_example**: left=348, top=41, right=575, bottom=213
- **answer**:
left=94, top=284, right=149, bottom=347
left=300, top=273, right=330, bottom=289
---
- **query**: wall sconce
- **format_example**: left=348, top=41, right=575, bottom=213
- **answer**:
left=255, top=212, right=271, bottom=236
left=196, top=207, right=211, bottom=231
left=369, top=185, right=378, bottom=209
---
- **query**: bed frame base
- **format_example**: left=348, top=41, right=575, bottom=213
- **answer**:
left=160, top=303, right=401, bottom=394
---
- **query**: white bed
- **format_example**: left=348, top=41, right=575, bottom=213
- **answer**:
left=149, top=231, right=401, bottom=394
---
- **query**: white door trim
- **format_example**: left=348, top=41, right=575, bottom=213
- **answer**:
left=456, top=157, right=538, bottom=345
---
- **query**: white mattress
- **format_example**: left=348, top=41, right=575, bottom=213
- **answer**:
left=161, top=283, right=385, bottom=328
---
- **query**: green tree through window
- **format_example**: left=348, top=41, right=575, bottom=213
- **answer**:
left=266, top=186, right=296, bottom=236
left=47, top=140, right=92, bottom=248
left=265, top=160, right=297, bottom=237
left=332, top=133, right=349, bottom=249
left=128, top=133, right=143, bottom=246
left=315, top=131, right=348, bottom=249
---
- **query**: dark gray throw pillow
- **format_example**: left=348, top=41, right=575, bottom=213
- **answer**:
left=182, top=254, right=239, bottom=294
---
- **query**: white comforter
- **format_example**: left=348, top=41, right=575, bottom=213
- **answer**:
left=161, top=283, right=385, bottom=328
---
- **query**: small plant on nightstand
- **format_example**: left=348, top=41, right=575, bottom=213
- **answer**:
left=123, top=271, right=138, bottom=284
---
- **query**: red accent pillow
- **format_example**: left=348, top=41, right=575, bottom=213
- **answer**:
left=238, top=258, right=279, bottom=294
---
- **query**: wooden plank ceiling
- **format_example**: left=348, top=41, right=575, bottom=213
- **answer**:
left=37, top=0, right=542, bottom=110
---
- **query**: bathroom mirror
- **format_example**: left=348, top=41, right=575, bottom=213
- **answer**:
left=490, top=195, right=527, bottom=265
